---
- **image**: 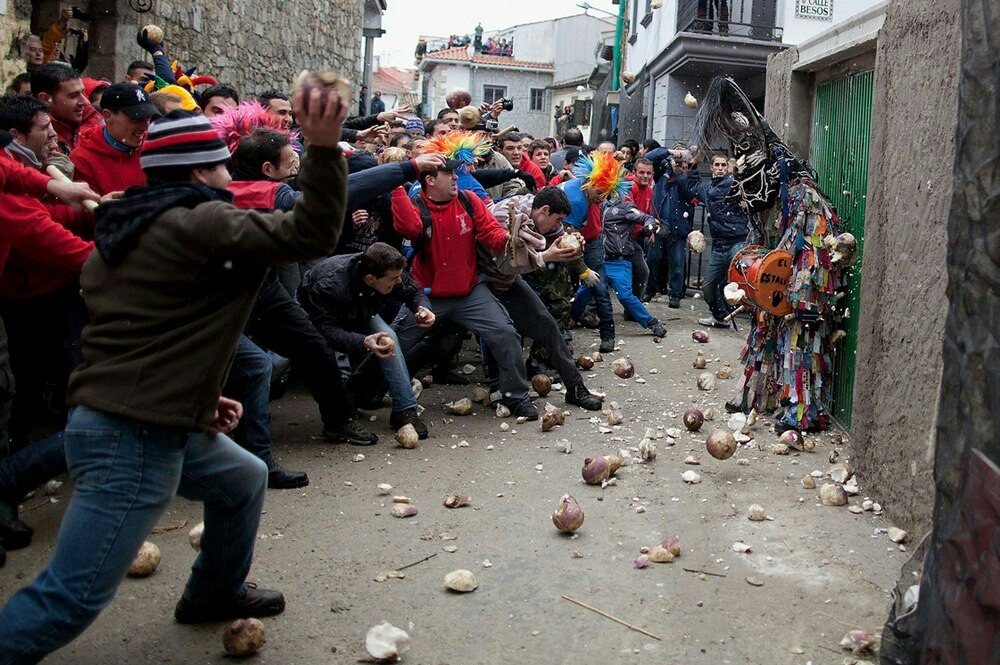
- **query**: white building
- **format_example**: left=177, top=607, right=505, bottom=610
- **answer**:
left=619, top=0, right=878, bottom=145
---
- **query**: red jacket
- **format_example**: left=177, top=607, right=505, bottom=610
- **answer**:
left=0, top=194, right=94, bottom=298
left=626, top=176, right=653, bottom=215
left=0, top=152, right=52, bottom=197
left=228, top=180, right=283, bottom=210
left=392, top=187, right=509, bottom=297
left=71, top=126, right=146, bottom=195
left=52, top=104, right=103, bottom=153
left=518, top=158, right=545, bottom=189
left=580, top=202, right=603, bottom=242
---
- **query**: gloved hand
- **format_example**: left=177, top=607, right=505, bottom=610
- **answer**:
left=515, top=170, right=537, bottom=191
left=580, top=268, right=600, bottom=288
left=136, top=28, right=163, bottom=54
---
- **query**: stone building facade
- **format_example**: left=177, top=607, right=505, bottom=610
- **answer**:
left=2, top=0, right=362, bottom=97
left=1, top=0, right=33, bottom=88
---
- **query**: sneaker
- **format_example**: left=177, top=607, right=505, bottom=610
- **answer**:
left=390, top=408, right=428, bottom=439
left=648, top=318, right=667, bottom=338
left=668, top=298, right=680, bottom=309
left=565, top=384, right=602, bottom=411
left=599, top=337, right=616, bottom=353
left=697, top=317, right=730, bottom=329
left=265, top=460, right=309, bottom=490
left=322, top=419, right=378, bottom=446
left=503, top=398, right=538, bottom=421
left=174, top=583, right=285, bottom=624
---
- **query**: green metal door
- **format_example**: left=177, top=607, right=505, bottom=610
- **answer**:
left=809, top=70, right=874, bottom=428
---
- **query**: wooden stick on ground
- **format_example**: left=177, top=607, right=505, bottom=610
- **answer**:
left=560, top=595, right=663, bottom=641
left=396, top=552, right=437, bottom=571
left=682, top=567, right=727, bottom=578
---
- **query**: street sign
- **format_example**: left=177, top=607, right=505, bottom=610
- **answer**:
left=795, top=0, right=834, bottom=20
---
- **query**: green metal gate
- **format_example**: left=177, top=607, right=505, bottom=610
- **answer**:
left=809, top=70, right=874, bottom=428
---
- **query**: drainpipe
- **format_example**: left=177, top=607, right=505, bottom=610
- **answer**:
left=611, top=0, right=626, bottom=92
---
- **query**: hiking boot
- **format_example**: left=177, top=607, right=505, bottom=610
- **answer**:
left=265, top=459, right=309, bottom=490
left=648, top=318, right=667, bottom=338
left=390, top=408, right=428, bottom=439
left=599, top=337, right=616, bottom=353
left=0, top=498, right=32, bottom=550
left=565, top=384, right=602, bottom=411
left=698, top=316, right=730, bottom=329
left=668, top=298, right=680, bottom=309
left=322, top=419, right=378, bottom=446
left=503, top=398, right=538, bottom=421
left=175, top=583, right=285, bottom=624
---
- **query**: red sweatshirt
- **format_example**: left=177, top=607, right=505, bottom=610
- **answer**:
left=518, top=158, right=546, bottom=189
left=392, top=187, right=509, bottom=297
left=580, top=201, right=603, bottom=242
left=626, top=175, right=653, bottom=215
left=51, top=104, right=103, bottom=153
left=0, top=152, right=53, bottom=198
left=70, top=126, right=146, bottom=195
left=0, top=194, right=94, bottom=298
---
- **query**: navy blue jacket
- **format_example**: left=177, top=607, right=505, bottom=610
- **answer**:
left=646, top=147, right=695, bottom=240
left=678, top=170, right=750, bottom=243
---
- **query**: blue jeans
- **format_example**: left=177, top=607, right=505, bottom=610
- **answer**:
left=0, top=405, right=268, bottom=664
left=646, top=233, right=688, bottom=300
left=225, top=336, right=273, bottom=464
left=367, top=315, right=416, bottom=413
left=569, top=237, right=615, bottom=339
left=704, top=238, right=747, bottom=320
left=0, top=431, right=66, bottom=502
left=604, top=259, right=654, bottom=327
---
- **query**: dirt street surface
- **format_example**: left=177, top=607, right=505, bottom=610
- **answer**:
left=1, top=300, right=903, bottom=664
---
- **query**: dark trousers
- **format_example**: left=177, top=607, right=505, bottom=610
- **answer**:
left=0, top=283, right=87, bottom=447
left=497, top=277, right=585, bottom=390
left=246, top=279, right=355, bottom=428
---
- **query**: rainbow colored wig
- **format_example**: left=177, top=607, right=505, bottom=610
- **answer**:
left=210, top=100, right=300, bottom=153
left=574, top=150, right=632, bottom=201
left=424, top=130, right=492, bottom=164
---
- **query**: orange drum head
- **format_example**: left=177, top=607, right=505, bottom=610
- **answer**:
left=727, top=247, right=794, bottom=316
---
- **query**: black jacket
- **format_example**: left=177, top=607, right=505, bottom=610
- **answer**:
left=298, top=253, right=429, bottom=353
left=601, top=201, right=655, bottom=260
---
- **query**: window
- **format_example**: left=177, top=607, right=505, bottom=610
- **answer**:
left=483, top=85, right=507, bottom=105
left=529, top=88, right=544, bottom=112
left=574, top=99, right=593, bottom=128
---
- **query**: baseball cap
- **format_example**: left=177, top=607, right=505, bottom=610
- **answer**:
left=438, top=158, right=463, bottom=171
left=101, top=83, right=161, bottom=119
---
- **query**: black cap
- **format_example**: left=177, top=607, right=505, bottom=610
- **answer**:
left=100, top=83, right=161, bottom=119
left=439, top=158, right=464, bottom=171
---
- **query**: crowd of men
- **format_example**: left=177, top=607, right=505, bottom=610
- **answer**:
left=0, top=27, right=757, bottom=664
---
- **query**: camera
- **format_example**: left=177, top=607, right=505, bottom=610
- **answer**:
left=499, top=97, right=514, bottom=112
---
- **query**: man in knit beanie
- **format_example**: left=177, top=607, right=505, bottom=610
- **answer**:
left=0, top=85, right=350, bottom=663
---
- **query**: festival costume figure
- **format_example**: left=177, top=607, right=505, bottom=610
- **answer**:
left=692, top=78, right=857, bottom=433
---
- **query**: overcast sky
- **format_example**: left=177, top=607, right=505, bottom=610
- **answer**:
left=376, top=1, right=620, bottom=69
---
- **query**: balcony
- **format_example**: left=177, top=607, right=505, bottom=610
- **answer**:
left=676, top=0, right=783, bottom=42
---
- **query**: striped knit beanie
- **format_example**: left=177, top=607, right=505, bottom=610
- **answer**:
left=140, top=110, right=231, bottom=171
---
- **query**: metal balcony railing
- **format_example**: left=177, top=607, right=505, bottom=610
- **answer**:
left=676, top=0, right=783, bottom=42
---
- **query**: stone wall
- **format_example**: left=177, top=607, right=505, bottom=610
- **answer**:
left=851, top=0, right=958, bottom=534
left=0, top=0, right=33, bottom=89
left=93, top=0, right=362, bottom=97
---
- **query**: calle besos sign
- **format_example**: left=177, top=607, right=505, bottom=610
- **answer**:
left=796, top=0, right=834, bottom=20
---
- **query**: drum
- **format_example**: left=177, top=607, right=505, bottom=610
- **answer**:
left=727, top=245, right=794, bottom=316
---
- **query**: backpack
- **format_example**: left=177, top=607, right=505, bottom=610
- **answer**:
left=408, top=189, right=476, bottom=264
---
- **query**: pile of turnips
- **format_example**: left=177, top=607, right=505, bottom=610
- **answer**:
left=634, top=535, right=682, bottom=568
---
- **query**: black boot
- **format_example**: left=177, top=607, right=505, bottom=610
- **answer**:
left=0, top=542, right=6, bottom=567
left=565, top=384, right=602, bottom=411
left=265, top=459, right=309, bottom=490
left=0, top=497, right=33, bottom=550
